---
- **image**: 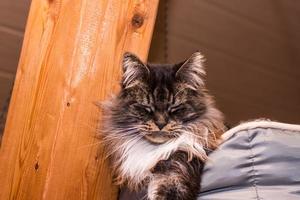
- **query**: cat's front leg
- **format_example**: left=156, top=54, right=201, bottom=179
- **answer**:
left=148, top=173, right=190, bottom=200
left=147, top=151, right=204, bottom=200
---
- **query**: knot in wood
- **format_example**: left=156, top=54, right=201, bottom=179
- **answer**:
left=131, top=14, right=144, bottom=28
left=35, top=162, right=39, bottom=170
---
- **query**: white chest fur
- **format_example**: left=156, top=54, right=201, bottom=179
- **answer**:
left=119, top=133, right=207, bottom=184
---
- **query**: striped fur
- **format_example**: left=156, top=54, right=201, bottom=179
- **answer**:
left=100, top=52, right=225, bottom=199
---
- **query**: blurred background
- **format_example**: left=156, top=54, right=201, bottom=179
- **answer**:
left=0, top=0, right=31, bottom=135
left=148, top=0, right=300, bottom=126
left=0, top=0, right=299, bottom=136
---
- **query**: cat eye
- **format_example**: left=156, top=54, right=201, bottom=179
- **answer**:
left=144, top=106, right=152, bottom=113
left=133, top=104, right=153, bottom=114
left=168, top=105, right=187, bottom=115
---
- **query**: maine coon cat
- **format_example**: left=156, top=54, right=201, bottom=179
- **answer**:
left=101, top=52, right=225, bottom=200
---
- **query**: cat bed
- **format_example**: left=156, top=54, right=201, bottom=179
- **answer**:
left=119, top=120, right=300, bottom=200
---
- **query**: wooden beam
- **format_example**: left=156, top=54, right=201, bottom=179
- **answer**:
left=0, top=0, right=159, bottom=199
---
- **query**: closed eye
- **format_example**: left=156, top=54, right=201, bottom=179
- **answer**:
left=133, top=104, right=153, bottom=114
left=144, top=106, right=152, bottom=113
left=168, top=105, right=187, bottom=115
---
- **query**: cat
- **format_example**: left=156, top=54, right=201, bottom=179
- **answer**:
left=101, top=51, right=225, bottom=200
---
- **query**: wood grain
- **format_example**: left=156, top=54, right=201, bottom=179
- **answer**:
left=0, top=0, right=159, bottom=199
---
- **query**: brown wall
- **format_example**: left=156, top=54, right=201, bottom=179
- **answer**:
left=149, top=0, right=300, bottom=125
left=0, top=0, right=31, bottom=137
left=0, top=0, right=31, bottom=109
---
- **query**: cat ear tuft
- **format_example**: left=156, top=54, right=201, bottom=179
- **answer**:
left=122, top=52, right=149, bottom=88
left=175, top=51, right=206, bottom=89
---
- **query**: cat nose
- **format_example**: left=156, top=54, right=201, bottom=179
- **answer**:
left=154, top=113, right=168, bottom=130
left=155, top=121, right=167, bottom=130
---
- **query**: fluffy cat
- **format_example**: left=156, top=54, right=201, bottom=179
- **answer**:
left=101, top=52, right=225, bottom=200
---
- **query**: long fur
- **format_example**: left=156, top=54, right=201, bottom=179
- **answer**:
left=100, top=52, right=225, bottom=199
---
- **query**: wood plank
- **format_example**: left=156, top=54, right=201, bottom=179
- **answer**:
left=0, top=0, right=159, bottom=199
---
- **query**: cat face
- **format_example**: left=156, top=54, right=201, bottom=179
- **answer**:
left=112, top=52, right=211, bottom=144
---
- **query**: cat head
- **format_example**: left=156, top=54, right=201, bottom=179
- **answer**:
left=106, top=52, right=223, bottom=144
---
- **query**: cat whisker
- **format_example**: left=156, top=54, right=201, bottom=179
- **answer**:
left=141, top=193, right=148, bottom=200
left=104, top=127, right=142, bottom=136
left=104, top=134, right=144, bottom=158
left=171, top=131, right=182, bottom=138
left=103, top=131, right=139, bottom=141
left=178, top=128, right=212, bottom=149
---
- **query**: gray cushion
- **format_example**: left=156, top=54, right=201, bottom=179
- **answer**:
left=120, top=121, right=300, bottom=200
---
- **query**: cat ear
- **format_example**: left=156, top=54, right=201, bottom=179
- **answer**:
left=122, top=52, right=150, bottom=88
left=175, top=51, right=206, bottom=90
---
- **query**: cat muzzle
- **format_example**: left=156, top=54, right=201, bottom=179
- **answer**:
left=144, top=131, right=176, bottom=144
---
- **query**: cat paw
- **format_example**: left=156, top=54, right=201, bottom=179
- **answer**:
left=147, top=177, right=186, bottom=200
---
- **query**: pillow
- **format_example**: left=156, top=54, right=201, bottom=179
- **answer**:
left=120, top=120, right=300, bottom=200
